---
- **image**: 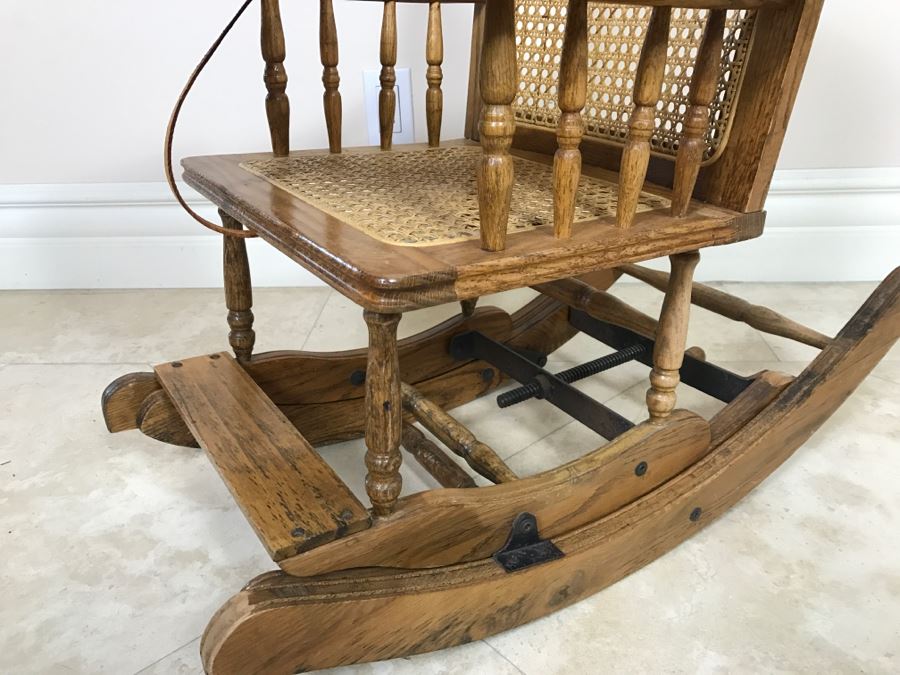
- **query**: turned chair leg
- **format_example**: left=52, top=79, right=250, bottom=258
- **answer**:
left=647, top=251, right=700, bottom=422
left=363, top=310, right=403, bottom=516
left=220, top=210, right=256, bottom=362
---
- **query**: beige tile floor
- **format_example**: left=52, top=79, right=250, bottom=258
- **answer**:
left=1, top=281, right=898, bottom=674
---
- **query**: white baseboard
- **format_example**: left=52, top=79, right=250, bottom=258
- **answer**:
left=1, top=168, right=897, bottom=289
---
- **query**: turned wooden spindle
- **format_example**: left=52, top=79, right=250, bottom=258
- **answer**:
left=379, top=0, right=398, bottom=150
left=220, top=211, right=255, bottom=362
left=671, top=10, right=726, bottom=216
left=364, top=311, right=403, bottom=516
left=401, top=383, right=517, bottom=484
left=261, top=0, right=289, bottom=156
left=477, top=0, right=517, bottom=252
left=426, top=1, right=444, bottom=147
left=617, top=7, right=671, bottom=229
left=619, top=263, right=833, bottom=349
left=320, top=0, right=342, bottom=153
left=647, top=251, right=700, bottom=422
left=553, top=0, right=588, bottom=239
left=401, top=424, right=477, bottom=489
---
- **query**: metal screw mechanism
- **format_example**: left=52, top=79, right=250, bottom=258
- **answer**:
left=689, top=507, right=703, bottom=522
left=496, top=343, right=646, bottom=408
left=634, top=461, right=648, bottom=477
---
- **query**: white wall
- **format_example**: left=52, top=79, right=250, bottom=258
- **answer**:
left=0, top=1, right=897, bottom=287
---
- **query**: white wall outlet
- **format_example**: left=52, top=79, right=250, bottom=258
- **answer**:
left=363, top=67, right=415, bottom=146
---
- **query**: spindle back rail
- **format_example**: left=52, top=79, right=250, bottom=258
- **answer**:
left=257, top=0, right=806, bottom=252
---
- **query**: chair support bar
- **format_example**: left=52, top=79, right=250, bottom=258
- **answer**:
left=450, top=330, right=635, bottom=441
left=569, top=310, right=753, bottom=403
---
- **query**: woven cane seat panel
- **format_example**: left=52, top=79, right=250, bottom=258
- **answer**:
left=240, top=146, right=670, bottom=247
left=515, top=2, right=755, bottom=160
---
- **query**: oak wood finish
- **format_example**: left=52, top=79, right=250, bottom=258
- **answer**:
left=246, top=306, right=511, bottom=405
left=401, top=382, right=516, bottom=484
left=401, top=423, right=477, bottom=488
left=154, top=353, right=370, bottom=561
left=647, top=251, right=700, bottom=421
left=379, top=1, right=398, bottom=150
left=101, top=372, right=162, bottom=433
left=280, top=410, right=711, bottom=575
left=260, top=0, right=289, bottom=156
left=533, top=277, right=658, bottom=338
left=671, top=9, right=726, bottom=217
left=364, top=311, right=403, bottom=516
left=426, top=1, right=444, bottom=147
left=320, top=0, right=342, bottom=153
left=505, top=1, right=823, bottom=217
left=617, top=7, right=671, bottom=229
left=182, top=142, right=764, bottom=314
left=137, top=389, right=198, bottom=448
left=477, top=0, right=516, bottom=251
left=620, top=263, right=832, bottom=349
left=552, top=0, right=587, bottom=239
left=708, top=369, right=793, bottom=448
left=698, top=0, right=826, bottom=212
left=202, top=267, right=898, bottom=674
left=221, top=210, right=255, bottom=361
left=102, top=296, right=582, bottom=450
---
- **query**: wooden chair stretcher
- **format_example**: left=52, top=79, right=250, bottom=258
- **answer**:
left=101, top=0, right=898, bottom=672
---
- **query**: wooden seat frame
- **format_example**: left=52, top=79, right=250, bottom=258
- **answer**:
left=100, top=1, right=899, bottom=672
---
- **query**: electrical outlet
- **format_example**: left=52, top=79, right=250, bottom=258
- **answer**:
left=363, top=68, right=415, bottom=146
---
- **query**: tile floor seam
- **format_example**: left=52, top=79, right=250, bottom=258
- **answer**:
left=132, top=635, right=201, bottom=675
left=299, top=289, right=335, bottom=351
left=484, top=640, right=528, bottom=675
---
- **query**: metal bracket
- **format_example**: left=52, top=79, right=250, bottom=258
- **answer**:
left=450, top=330, right=634, bottom=441
left=493, top=512, right=564, bottom=573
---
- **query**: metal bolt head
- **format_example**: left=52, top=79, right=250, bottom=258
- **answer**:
left=634, top=461, right=648, bottom=477
left=689, top=507, right=702, bottom=522
left=171, top=361, right=183, bottom=368
left=339, top=509, right=354, bottom=522
left=481, top=368, right=494, bottom=383
left=291, top=527, right=306, bottom=538
left=209, top=353, right=221, bottom=360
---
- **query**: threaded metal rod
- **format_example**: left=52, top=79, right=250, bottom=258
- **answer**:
left=497, top=343, right=646, bottom=408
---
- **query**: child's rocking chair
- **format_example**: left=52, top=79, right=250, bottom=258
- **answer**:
left=102, top=0, right=898, bottom=672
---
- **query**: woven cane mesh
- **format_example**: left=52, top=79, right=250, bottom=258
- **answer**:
left=241, top=146, right=669, bottom=247
left=515, top=2, right=756, bottom=160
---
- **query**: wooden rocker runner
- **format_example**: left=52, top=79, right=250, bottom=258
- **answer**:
left=102, top=1, right=898, bottom=672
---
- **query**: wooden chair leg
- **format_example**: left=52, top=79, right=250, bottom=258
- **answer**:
left=647, top=250, right=700, bottom=421
left=363, top=310, right=403, bottom=516
left=220, top=210, right=255, bottom=362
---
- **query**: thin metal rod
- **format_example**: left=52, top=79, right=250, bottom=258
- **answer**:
left=497, top=344, right=646, bottom=408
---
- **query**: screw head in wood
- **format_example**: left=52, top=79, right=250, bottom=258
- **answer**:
left=689, top=507, right=702, bottom=522
left=481, top=368, right=494, bottom=383
left=209, top=353, right=221, bottom=360
left=339, top=509, right=354, bottom=522
left=349, top=369, right=366, bottom=386
left=634, top=461, right=648, bottom=477
left=291, top=527, right=307, bottom=538
left=171, top=361, right=183, bottom=368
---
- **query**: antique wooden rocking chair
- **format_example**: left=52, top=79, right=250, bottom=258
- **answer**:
left=102, top=0, right=898, bottom=672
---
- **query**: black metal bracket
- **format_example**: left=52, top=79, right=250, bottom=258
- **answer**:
left=568, top=309, right=752, bottom=403
left=450, top=330, right=634, bottom=441
left=492, top=512, right=564, bottom=573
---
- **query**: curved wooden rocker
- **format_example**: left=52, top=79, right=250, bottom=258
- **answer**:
left=99, top=0, right=898, bottom=672
left=203, top=267, right=898, bottom=673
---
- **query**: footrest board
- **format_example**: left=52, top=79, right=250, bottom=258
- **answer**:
left=154, top=353, right=370, bottom=561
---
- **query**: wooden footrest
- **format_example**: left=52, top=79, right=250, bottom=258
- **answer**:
left=154, top=352, right=370, bottom=561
